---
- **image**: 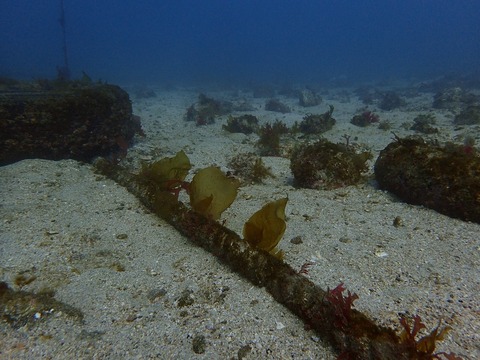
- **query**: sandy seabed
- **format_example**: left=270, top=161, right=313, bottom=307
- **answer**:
left=1, top=83, right=479, bottom=359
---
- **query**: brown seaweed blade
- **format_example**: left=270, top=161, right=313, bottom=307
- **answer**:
left=94, top=158, right=438, bottom=359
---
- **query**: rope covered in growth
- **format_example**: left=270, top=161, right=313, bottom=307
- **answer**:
left=94, top=158, right=428, bottom=359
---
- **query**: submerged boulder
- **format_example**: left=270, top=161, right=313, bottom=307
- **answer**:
left=298, top=88, right=322, bottom=107
left=374, top=136, right=480, bottom=223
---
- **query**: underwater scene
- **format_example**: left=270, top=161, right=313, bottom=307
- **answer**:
left=1, top=1, right=480, bottom=359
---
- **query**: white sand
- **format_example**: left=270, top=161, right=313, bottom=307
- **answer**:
left=1, top=85, right=479, bottom=359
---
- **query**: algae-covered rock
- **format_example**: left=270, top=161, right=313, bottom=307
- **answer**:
left=290, top=139, right=372, bottom=190
left=374, top=136, right=480, bottom=223
left=0, top=80, right=140, bottom=165
left=189, top=166, right=240, bottom=220
left=298, top=105, right=336, bottom=134
left=243, top=198, right=288, bottom=258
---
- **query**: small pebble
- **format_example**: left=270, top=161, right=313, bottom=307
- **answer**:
left=339, top=237, right=352, bottom=243
left=237, top=345, right=252, bottom=359
left=147, top=288, right=167, bottom=302
left=290, top=236, right=303, bottom=244
left=393, top=216, right=404, bottom=227
left=192, top=334, right=206, bottom=354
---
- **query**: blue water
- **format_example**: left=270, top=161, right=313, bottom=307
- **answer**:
left=1, top=0, right=479, bottom=85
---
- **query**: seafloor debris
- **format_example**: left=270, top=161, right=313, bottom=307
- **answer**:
left=0, top=282, right=84, bottom=329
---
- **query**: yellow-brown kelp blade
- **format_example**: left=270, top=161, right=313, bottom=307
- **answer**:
left=141, top=150, right=191, bottom=189
left=189, top=166, right=240, bottom=220
left=243, top=198, right=288, bottom=253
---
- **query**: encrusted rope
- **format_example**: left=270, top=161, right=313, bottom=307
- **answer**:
left=94, top=158, right=432, bottom=359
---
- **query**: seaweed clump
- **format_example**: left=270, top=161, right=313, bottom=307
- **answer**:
left=257, top=120, right=289, bottom=156
left=228, top=152, right=273, bottom=184
left=290, top=139, right=372, bottom=190
left=222, top=114, right=259, bottom=134
left=298, top=105, right=336, bottom=134
left=398, top=314, right=456, bottom=360
left=411, top=114, right=438, bottom=134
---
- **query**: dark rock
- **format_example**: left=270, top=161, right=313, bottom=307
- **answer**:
left=379, top=91, right=406, bottom=110
left=265, top=99, right=291, bottom=113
